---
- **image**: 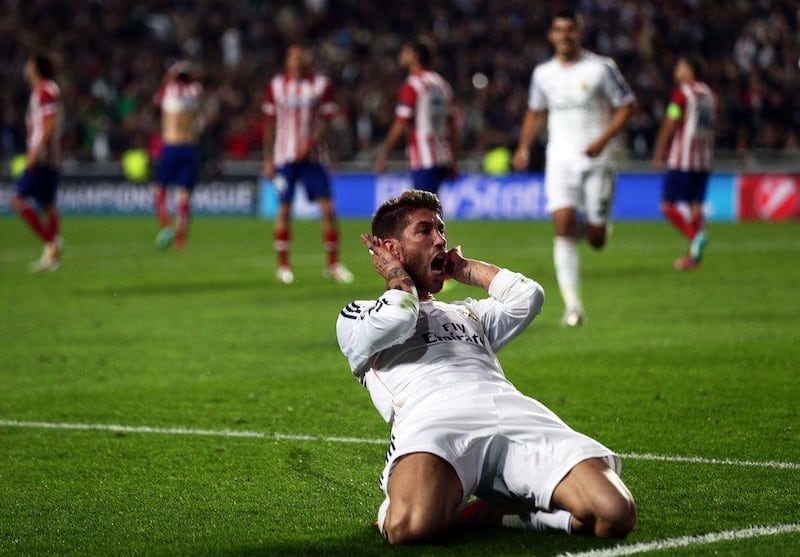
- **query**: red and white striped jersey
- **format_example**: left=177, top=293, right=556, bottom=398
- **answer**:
left=26, top=79, right=63, bottom=167
left=155, top=81, right=203, bottom=113
left=667, top=81, right=716, bottom=172
left=395, top=70, right=454, bottom=170
left=262, top=73, right=337, bottom=166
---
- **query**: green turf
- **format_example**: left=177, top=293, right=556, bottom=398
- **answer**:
left=1, top=216, right=798, bottom=556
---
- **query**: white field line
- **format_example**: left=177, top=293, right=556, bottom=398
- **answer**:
left=1, top=419, right=799, bottom=471
left=555, top=523, right=800, bottom=557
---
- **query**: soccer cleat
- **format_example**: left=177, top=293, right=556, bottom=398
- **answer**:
left=276, top=265, right=294, bottom=284
left=689, top=230, right=707, bottom=264
left=324, top=262, right=354, bottom=284
left=29, top=240, right=61, bottom=273
left=561, top=307, right=586, bottom=327
left=155, top=227, right=175, bottom=250
left=673, top=254, right=698, bottom=271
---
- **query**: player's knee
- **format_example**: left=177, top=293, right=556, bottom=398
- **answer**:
left=587, top=232, right=606, bottom=249
left=594, top=495, right=636, bottom=538
left=383, top=505, right=446, bottom=545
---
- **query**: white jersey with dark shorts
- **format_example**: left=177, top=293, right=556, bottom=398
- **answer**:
left=336, top=270, right=620, bottom=511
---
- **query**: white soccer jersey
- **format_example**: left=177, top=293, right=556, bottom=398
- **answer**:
left=336, top=269, right=544, bottom=424
left=529, top=51, right=635, bottom=162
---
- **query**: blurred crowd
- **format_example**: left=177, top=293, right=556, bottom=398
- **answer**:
left=1, top=0, right=798, bottom=173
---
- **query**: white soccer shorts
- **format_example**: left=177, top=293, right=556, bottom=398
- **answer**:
left=379, top=385, right=620, bottom=511
left=545, top=157, right=617, bottom=225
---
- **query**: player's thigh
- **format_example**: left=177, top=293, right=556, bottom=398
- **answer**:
left=686, top=171, right=710, bottom=204
left=545, top=159, right=582, bottom=215
left=274, top=164, right=299, bottom=204
left=583, top=166, right=616, bottom=226
left=662, top=170, right=689, bottom=203
left=299, top=163, right=332, bottom=201
left=387, top=452, right=463, bottom=522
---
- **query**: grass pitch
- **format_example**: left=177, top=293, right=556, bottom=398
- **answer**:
left=1, top=216, right=798, bottom=556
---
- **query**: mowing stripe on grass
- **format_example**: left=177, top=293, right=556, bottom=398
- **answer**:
left=555, top=523, right=800, bottom=557
left=2, top=419, right=799, bottom=471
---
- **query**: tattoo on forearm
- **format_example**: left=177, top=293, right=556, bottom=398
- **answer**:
left=386, top=267, right=409, bottom=281
left=386, top=267, right=415, bottom=292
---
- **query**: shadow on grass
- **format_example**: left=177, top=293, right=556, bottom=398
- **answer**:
left=72, top=278, right=278, bottom=297
left=217, top=524, right=626, bottom=556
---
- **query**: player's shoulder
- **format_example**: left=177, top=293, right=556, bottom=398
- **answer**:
left=533, top=56, right=558, bottom=73
left=339, top=299, right=377, bottom=321
left=39, top=80, right=61, bottom=101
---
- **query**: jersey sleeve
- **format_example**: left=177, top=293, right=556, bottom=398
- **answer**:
left=528, top=67, right=547, bottom=111
left=261, top=80, right=276, bottom=117
left=600, top=57, right=636, bottom=107
left=667, top=88, right=687, bottom=120
left=319, top=77, right=337, bottom=119
left=38, top=86, right=59, bottom=116
left=395, top=81, right=417, bottom=120
left=466, top=269, right=544, bottom=352
left=336, top=289, right=420, bottom=379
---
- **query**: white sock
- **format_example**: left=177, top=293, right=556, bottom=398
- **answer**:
left=553, top=236, right=582, bottom=312
left=377, top=497, right=390, bottom=536
left=528, top=509, right=573, bottom=533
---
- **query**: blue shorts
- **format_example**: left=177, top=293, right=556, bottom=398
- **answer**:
left=662, top=170, right=709, bottom=204
left=274, top=161, right=332, bottom=204
left=411, top=166, right=451, bottom=194
left=15, top=165, right=60, bottom=207
left=155, top=144, right=199, bottom=190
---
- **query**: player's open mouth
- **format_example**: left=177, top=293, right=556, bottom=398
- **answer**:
left=430, top=253, right=446, bottom=276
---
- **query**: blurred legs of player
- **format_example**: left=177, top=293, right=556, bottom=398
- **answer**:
left=153, top=185, right=174, bottom=248
left=661, top=170, right=708, bottom=270
left=12, top=167, right=63, bottom=272
left=153, top=186, right=192, bottom=251
left=272, top=163, right=353, bottom=284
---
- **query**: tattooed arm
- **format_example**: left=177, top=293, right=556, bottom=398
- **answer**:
left=446, top=246, right=500, bottom=292
left=361, top=234, right=418, bottom=297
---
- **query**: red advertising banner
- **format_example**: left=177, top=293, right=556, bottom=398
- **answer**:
left=738, top=174, right=800, bottom=221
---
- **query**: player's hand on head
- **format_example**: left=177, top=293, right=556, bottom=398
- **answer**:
left=361, top=234, right=401, bottom=280
left=444, top=245, right=465, bottom=279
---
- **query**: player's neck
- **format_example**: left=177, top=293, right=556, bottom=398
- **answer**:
left=556, top=49, right=581, bottom=64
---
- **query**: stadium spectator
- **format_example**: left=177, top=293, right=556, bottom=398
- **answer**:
left=337, top=190, right=636, bottom=545
left=0, top=2, right=798, bottom=166
left=10, top=52, right=64, bottom=272
left=513, top=9, right=636, bottom=327
left=152, top=61, right=204, bottom=251
left=262, top=43, right=353, bottom=285
left=374, top=37, right=458, bottom=193
left=652, top=55, right=717, bottom=271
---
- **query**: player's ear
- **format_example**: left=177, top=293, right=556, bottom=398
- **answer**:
left=383, top=238, right=401, bottom=259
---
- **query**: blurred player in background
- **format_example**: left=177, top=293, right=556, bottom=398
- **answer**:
left=513, top=9, right=635, bottom=327
left=375, top=38, right=458, bottom=193
left=11, top=52, right=64, bottom=272
left=337, top=190, right=636, bottom=544
left=262, top=43, right=353, bottom=285
left=652, top=55, right=716, bottom=270
left=152, top=61, right=203, bottom=251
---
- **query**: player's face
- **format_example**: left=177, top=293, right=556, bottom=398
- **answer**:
left=286, top=46, right=309, bottom=74
left=674, top=59, right=692, bottom=83
left=398, top=45, right=414, bottom=70
left=549, top=17, right=581, bottom=59
left=23, top=59, right=36, bottom=85
left=397, top=208, right=448, bottom=295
